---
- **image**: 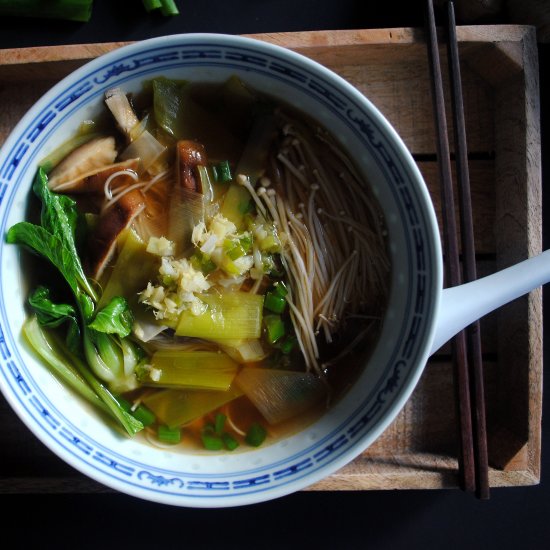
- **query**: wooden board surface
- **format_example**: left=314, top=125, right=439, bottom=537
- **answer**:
left=0, top=26, right=542, bottom=492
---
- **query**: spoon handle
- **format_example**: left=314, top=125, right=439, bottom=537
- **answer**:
left=430, top=249, right=550, bottom=355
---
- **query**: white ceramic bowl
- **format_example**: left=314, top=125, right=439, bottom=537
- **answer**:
left=0, top=34, right=442, bottom=507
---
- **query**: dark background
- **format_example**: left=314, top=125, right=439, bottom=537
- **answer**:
left=1, top=1, right=549, bottom=548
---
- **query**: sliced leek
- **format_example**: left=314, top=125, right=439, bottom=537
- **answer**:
left=220, top=183, right=252, bottom=229
left=99, top=228, right=159, bottom=308
left=140, top=350, right=239, bottom=390
left=176, top=291, right=263, bottom=340
left=142, top=385, right=243, bottom=428
left=235, top=367, right=326, bottom=425
left=216, top=338, right=267, bottom=363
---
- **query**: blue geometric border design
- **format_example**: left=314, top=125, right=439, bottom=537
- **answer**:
left=0, top=36, right=438, bottom=505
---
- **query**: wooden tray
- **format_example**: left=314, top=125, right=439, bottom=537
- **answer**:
left=0, top=26, right=542, bottom=493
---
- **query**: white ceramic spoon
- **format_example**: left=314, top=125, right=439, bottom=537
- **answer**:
left=431, top=249, right=550, bottom=354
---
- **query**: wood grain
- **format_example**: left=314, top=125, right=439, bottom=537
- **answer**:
left=0, top=26, right=542, bottom=493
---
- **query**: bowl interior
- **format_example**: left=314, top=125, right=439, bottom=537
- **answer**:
left=0, top=34, right=441, bottom=507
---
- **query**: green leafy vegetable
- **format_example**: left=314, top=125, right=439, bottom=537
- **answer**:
left=8, top=169, right=97, bottom=305
left=23, top=316, right=143, bottom=436
left=7, top=168, right=143, bottom=435
left=0, top=0, right=180, bottom=23
left=7, top=222, right=84, bottom=301
left=28, top=286, right=81, bottom=354
left=88, top=296, right=134, bottom=337
left=23, top=316, right=104, bottom=412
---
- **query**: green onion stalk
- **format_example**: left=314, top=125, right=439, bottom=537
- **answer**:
left=0, top=0, right=94, bottom=21
left=142, top=0, right=179, bottom=16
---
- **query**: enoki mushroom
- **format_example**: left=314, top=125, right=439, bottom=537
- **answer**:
left=242, top=115, right=390, bottom=376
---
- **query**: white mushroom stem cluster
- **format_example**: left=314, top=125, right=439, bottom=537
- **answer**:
left=245, top=117, right=390, bottom=375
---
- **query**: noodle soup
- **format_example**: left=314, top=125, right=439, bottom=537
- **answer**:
left=7, top=76, right=390, bottom=452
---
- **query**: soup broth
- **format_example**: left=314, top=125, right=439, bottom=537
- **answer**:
left=8, top=76, right=390, bottom=452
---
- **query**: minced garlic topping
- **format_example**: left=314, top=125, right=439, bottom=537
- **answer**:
left=139, top=243, right=211, bottom=321
left=146, top=235, right=175, bottom=257
left=139, top=212, right=283, bottom=321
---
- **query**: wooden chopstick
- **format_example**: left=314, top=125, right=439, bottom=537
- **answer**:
left=424, top=0, right=476, bottom=494
left=445, top=0, right=490, bottom=500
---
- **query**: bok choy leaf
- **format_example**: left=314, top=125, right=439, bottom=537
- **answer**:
left=28, top=286, right=81, bottom=354
left=88, top=296, right=134, bottom=337
left=6, top=168, right=144, bottom=435
left=23, top=316, right=143, bottom=436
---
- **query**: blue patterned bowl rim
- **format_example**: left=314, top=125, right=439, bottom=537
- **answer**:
left=0, top=33, right=442, bottom=507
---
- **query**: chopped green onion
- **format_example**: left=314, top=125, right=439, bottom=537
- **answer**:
left=278, top=335, right=297, bottom=355
left=212, top=160, right=233, bottom=183
left=227, top=247, right=243, bottom=261
left=240, top=199, right=255, bottom=215
left=132, top=404, right=156, bottom=427
left=142, top=0, right=179, bottom=16
left=190, top=251, right=217, bottom=274
left=214, top=412, right=227, bottom=435
left=0, top=0, right=93, bottom=21
left=158, top=425, right=181, bottom=444
left=160, top=0, right=179, bottom=16
left=264, top=291, right=286, bottom=314
left=273, top=281, right=288, bottom=297
left=142, top=0, right=162, bottom=11
left=263, top=254, right=280, bottom=276
left=222, top=432, right=239, bottom=451
left=245, top=422, right=267, bottom=447
left=264, top=314, right=285, bottom=344
left=202, top=434, right=223, bottom=450
left=259, top=234, right=279, bottom=253
left=224, top=239, right=247, bottom=260
left=239, top=234, right=253, bottom=253
left=118, top=396, right=156, bottom=427
left=201, top=425, right=224, bottom=450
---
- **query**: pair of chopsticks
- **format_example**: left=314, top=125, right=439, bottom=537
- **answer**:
left=425, top=0, right=490, bottom=500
